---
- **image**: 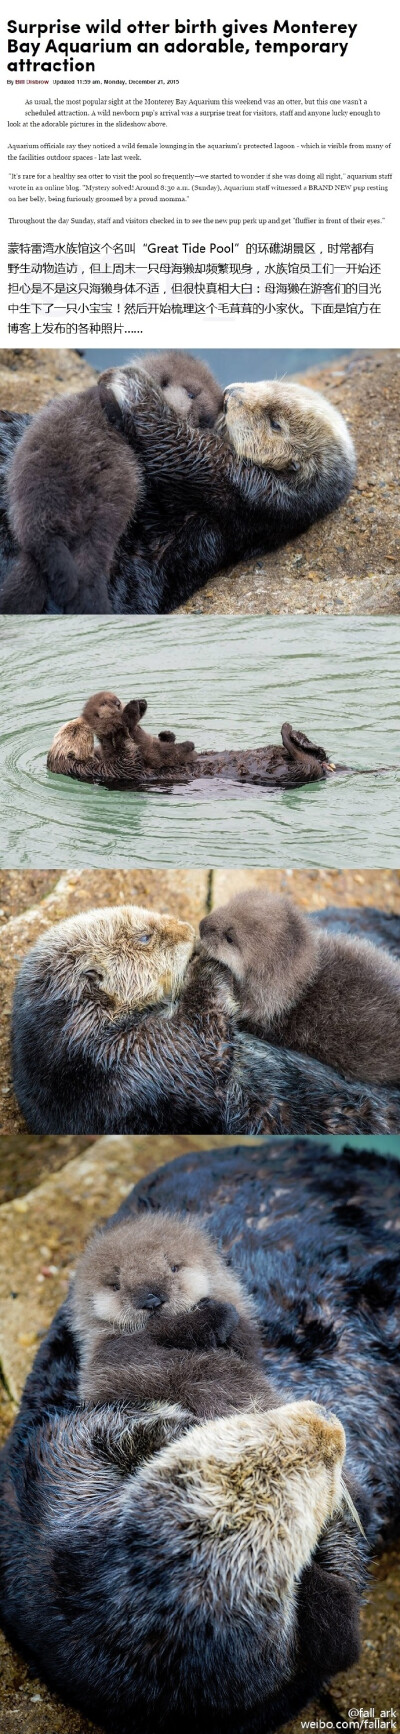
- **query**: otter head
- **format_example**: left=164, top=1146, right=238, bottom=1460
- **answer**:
left=48, top=717, right=95, bottom=763
left=136, top=350, right=224, bottom=428
left=72, top=1211, right=253, bottom=1341
left=82, top=691, right=126, bottom=742
left=220, top=379, right=356, bottom=495
left=199, top=891, right=320, bottom=1027
left=98, top=354, right=223, bottom=430
left=29, top=904, right=195, bottom=1028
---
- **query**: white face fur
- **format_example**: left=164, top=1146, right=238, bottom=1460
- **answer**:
left=72, top=1214, right=253, bottom=1344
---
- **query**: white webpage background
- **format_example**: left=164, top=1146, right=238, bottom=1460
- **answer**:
left=1, top=0, right=398, bottom=348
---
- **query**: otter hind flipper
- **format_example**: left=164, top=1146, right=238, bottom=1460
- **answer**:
left=281, top=723, right=329, bottom=764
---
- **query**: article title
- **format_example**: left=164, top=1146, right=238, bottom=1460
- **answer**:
left=7, top=17, right=359, bottom=70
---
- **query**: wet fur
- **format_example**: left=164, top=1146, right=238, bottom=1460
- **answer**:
left=0, top=365, right=355, bottom=614
left=71, top=1212, right=271, bottom=1418
left=200, top=891, right=400, bottom=1084
left=3, top=1137, right=399, bottom=1730
left=11, top=904, right=400, bottom=1134
left=0, top=352, right=222, bottom=615
left=47, top=700, right=334, bottom=790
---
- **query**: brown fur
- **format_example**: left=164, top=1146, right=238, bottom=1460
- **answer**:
left=71, top=1212, right=272, bottom=1419
left=199, top=890, right=400, bottom=1085
left=122, top=700, right=195, bottom=770
left=136, top=350, right=223, bottom=429
left=2, top=352, right=223, bottom=614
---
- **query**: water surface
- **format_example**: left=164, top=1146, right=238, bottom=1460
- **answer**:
left=0, top=616, right=398, bottom=869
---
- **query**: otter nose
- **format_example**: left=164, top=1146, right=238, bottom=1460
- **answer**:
left=134, top=1288, right=166, bottom=1311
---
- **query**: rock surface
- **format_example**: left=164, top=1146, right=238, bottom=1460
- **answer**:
left=0, top=347, right=95, bottom=412
left=180, top=350, right=400, bottom=614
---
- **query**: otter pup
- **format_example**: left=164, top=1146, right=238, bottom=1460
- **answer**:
left=71, top=1212, right=271, bottom=1419
left=0, top=352, right=223, bottom=615
left=46, top=692, right=195, bottom=784
left=199, top=890, right=400, bottom=1086
left=122, top=698, right=195, bottom=771
left=47, top=698, right=334, bottom=790
left=98, top=366, right=357, bottom=612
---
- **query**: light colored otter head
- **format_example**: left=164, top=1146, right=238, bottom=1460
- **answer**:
left=23, top=904, right=194, bottom=1026
left=221, top=379, right=356, bottom=494
left=72, top=1211, right=253, bottom=1344
left=199, top=891, right=320, bottom=1027
left=135, top=1398, right=349, bottom=1637
left=47, top=716, right=95, bottom=765
left=82, top=691, right=125, bottom=741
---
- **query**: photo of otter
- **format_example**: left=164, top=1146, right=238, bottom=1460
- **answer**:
left=1, top=1135, right=399, bottom=1734
left=0, top=346, right=398, bottom=616
left=47, top=693, right=339, bottom=790
left=0, top=346, right=356, bottom=615
left=4, top=868, right=400, bottom=1136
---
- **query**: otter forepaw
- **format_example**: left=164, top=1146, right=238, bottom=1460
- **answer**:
left=123, top=699, right=148, bottom=730
left=158, top=730, right=176, bottom=743
left=193, top=1297, right=239, bottom=1347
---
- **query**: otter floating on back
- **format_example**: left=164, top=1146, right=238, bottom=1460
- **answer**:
left=46, top=695, right=337, bottom=790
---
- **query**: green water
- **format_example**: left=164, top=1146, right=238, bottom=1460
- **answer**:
left=0, top=615, right=399, bottom=869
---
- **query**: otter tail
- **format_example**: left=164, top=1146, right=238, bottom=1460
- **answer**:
left=44, top=537, right=81, bottom=610
left=0, top=549, right=48, bottom=613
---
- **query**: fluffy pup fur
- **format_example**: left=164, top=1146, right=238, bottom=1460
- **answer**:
left=71, top=1212, right=270, bottom=1418
left=10, top=903, right=400, bottom=1134
left=100, top=365, right=356, bottom=611
left=200, top=890, right=400, bottom=1084
left=0, top=365, right=355, bottom=614
left=3, top=1136, right=394, bottom=1732
left=0, top=351, right=223, bottom=615
left=47, top=700, right=336, bottom=791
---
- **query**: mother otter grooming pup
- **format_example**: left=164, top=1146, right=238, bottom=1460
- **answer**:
left=0, top=360, right=355, bottom=614
left=10, top=903, right=400, bottom=1133
left=71, top=1212, right=272, bottom=1419
left=0, top=350, right=223, bottom=615
left=200, top=889, right=400, bottom=1084
left=47, top=695, right=335, bottom=790
left=100, top=365, right=356, bottom=612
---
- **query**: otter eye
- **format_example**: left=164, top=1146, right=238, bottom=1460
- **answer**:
left=224, top=929, right=236, bottom=945
left=170, top=1264, right=181, bottom=1273
left=83, top=969, right=103, bottom=986
left=269, top=416, right=282, bottom=432
left=136, top=932, right=153, bottom=946
left=186, top=390, right=197, bottom=401
left=104, top=1279, right=120, bottom=1291
left=161, top=375, right=169, bottom=388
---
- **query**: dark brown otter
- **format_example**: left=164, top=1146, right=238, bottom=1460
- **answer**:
left=199, top=889, right=400, bottom=1085
left=0, top=353, right=223, bottom=615
left=47, top=700, right=334, bottom=790
left=71, top=1212, right=271, bottom=1420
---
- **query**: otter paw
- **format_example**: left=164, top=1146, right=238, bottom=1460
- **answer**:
left=158, top=730, right=176, bottom=743
left=123, top=699, right=148, bottom=730
left=193, top=1297, right=239, bottom=1347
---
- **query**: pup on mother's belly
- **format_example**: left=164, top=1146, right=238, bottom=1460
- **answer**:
left=71, top=1211, right=272, bottom=1420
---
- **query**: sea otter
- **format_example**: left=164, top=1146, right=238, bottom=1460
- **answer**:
left=199, top=890, right=400, bottom=1085
left=10, top=903, right=400, bottom=1134
left=4, top=1136, right=396, bottom=1733
left=47, top=697, right=335, bottom=790
left=100, top=364, right=357, bottom=612
left=0, top=362, right=355, bottom=614
left=71, top=1212, right=271, bottom=1418
left=0, top=351, right=223, bottom=615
